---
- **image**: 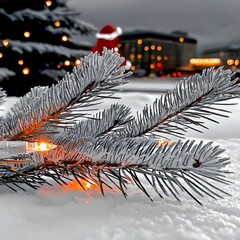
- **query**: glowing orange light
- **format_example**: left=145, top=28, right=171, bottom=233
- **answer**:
left=159, top=139, right=173, bottom=146
left=144, top=46, right=149, bottom=51
left=179, top=37, right=184, bottom=43
left=150, top=63, right=155, bottom=69
left=130, top=54, right=135, bottom=59
left=131, top=66, right=136, bottom=71
left=24, top=31, right=30, bottom=38
left=157, top=56, right=162, bottom=61
left=62, top=35, right=68, bottom=42
left=117, top=43, right=122, bottom=48
left=2, top=39, right=9, bottom=46
left=227, top=59, right=234, bottom=66
left=151, top=45, right=155, bottom=50
left=0, top=53, right=3, bottom=58
left=157, top=46, right=162, bottom=51
left=75, top=59, right=81, bottom=66
left=45, top=1, right=52, bottom=7
left=64, top=60, right=71, bottom=66
left=190, top=58, right=222, bottom=67
left=65, top=179, right=94, bottom=192
left=22, top=67, right=30, bottom=75
left=137, top=39, right=142, bottom=45
left=137, top=54, right=142, bottom=59
left=151, top=55, right=155, bottom=59
left=235, top=59, right=239, bottom=66
left=54, top=21, right=60, bottom=27
left=18, top=60, right=24, bottom=65
left=32, top=142, right=57, bottom=152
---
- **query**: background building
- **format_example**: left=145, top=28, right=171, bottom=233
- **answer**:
left=119, top=30, right=197, bottom=77
left=202, top=45, right=240, bottom=70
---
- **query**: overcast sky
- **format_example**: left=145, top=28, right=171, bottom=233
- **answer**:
left=68, top=0, right=240, bottom=53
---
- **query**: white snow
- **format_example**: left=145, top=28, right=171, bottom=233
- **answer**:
left=0, top=80, right=240, bottom=240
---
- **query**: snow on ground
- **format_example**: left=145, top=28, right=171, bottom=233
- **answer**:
left=0, top=80, right=240, bottom=240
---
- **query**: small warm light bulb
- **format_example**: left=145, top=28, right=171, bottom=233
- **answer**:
left=2, top=39, right=9, bottom=47
left=144, top=46, right=149, bottom=51
left=157, top=46, right=162, bottom=51
left=24, top=31, right=30, bottom=38
left=0, top=53, right=3, bottom=58
left=151, top=55, right=155, bottom=59
left=235, top=59, right=239, bottom=66
left=54, top=21, right=60, bottom=27
left=62, top=35, right=68, bottom=42
left=137, top=54, right=142, bottom=59
left=22, top=67, right=30, bottom=75
left=117, top=43, right=122, bottom=48
left=45, top=0, right=52, bottom=7
left=137, top=39, right=142, bottom=45
left=179, top=37, right=184, bottom=43
left=150, top=64, right=155, bottom=69
left=57, top=64, right=61, bottom=69
left=131, top=66, right=136, bottom=71
left=130, top=54, right=135, bottom=59
left=151, top=45, right=155, bottom=50
left=30, top=142, right=57, bottom=152
left=114, top=47, right=118, bottom=52
left=64, top=60, right=71, bottom=66
left=18, top=60, right=24, bottom=65
left=157, top=56, right=162, bottom=61
left=75, top=59, right=81, bottom=66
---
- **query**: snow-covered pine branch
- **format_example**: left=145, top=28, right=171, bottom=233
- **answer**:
left=120, top=67, right=240, bottom=139
left=0, top=49, right=131, bottom=141
left=0, top=49, right=239, bottom=205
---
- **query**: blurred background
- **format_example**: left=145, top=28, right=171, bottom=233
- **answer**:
left=1, top=0, right=240, bottom=96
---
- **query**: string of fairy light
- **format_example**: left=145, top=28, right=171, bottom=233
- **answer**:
left=0, top=0, right=81, bottom=76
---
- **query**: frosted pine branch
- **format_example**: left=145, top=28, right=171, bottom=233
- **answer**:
left=121, top=67, right=240, bottom=139
left=0, top=49, right=131, bottom=141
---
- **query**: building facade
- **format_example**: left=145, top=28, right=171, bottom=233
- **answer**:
left=119, top=30, right=197, bottom=77
left=202, top=46, right=240, bottom=70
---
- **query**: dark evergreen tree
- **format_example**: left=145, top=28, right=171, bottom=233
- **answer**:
left=0, top=0, right=95, bottom=96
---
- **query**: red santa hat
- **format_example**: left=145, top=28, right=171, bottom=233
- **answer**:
left=96, top=24, right=122, bottom=40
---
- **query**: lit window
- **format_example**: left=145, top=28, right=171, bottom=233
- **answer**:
left=157, top=56, right=162, bottom=61
left=2, top=39, right=9, bottom=46
left=0, top=53, right=3, bottom=58
left=18, top=60, right=24, bottom=65
left=179, top=37, right=184, bottom=43
left=64, top=60, right=71, bottom=66
left=137, top=39, right=142, bottom=45
left=130, top=54, right=135, bottom=59
left=22, top=67, right=30, bottom=75
left=157, top=46, right=162, bottom=51
left=24, top=31, right=30, bottom=38
left=75, top=59, right=81, bottom=66
left=137, top=54, right=142, bottom=59
left=54, top=21, right=61, bottom=27
left=62, top=35, right=68, bottom=42
left=45, top=1, right=52, bottom=7
left=144, top=46, right=149, bottom=51
left=151, top=45, right=155, bottom=50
